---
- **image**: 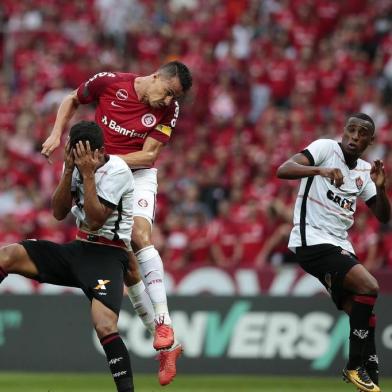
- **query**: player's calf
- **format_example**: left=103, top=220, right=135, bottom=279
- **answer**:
left=100, top=332, right=134, bottom=392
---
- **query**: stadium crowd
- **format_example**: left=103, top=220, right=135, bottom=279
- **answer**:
left=1, top=0, right=392, bottom=271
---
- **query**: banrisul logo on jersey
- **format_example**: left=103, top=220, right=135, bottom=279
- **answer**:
left=113, top=297, right=392, bottom=376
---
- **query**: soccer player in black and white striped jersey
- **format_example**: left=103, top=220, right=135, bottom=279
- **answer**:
left=277, top=113, right=390, bottom=392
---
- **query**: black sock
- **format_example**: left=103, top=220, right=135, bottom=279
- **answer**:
left=364, top=314, right=379, bottom=385
left=348, top=295, right=376, bottom=370
left=100, top=332, right=134, bottom=392
left=0, top=266, right=8, bottom=283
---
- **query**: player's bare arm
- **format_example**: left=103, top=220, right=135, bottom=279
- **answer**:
left=277, top=153, right=344, bottom=187
left=368, top=159, right=391, bottom=223
left=41, top=89, right=80, bottom=160
left=73, top=141, right=113, bottom=230
left=51, top=141, right=75, bottom=220
left=117, top=136, right=164, bottom=168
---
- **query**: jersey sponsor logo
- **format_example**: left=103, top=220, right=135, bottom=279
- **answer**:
left=138, top=199, right=148, bottom=208
left=156, top=124, right=172, bottom=137
left=116, top=89, right=128, bottom=100
left=141, top=113, right=156, bottom=127
left=355, top=177, right=363, bottom=190
left=94, top=279, right=111, bottom=290
left=85, top=72, right=115, bottom=87
left=101, top=116, right=148, bottom=139
left=326, top=190, right=354, bottom=211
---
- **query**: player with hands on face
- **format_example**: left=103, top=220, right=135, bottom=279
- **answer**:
left=0, top=121, right=136, bottom=392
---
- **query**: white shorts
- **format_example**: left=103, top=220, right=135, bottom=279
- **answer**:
left=132, top=168, right=158, bottom=226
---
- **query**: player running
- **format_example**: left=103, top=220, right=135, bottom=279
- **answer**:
left=0, top=121, right=135, bottom=392
left=277, top=113, right=390, bottom=392
left=41, top=61, right=192, bottom=385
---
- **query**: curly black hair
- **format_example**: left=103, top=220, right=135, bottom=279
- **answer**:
left=69, top=121, right=104, bottom=150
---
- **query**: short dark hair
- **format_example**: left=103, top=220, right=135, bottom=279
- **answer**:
left=69, top=121, right=104, bottom=151
left=159, top=61, right=192, bottom=92
left=350, top=113, right=375, bottom=133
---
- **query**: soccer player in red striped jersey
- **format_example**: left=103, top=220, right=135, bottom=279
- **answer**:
left=42, top=61, right=192, bottom=386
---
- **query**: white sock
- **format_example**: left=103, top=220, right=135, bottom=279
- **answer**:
left=136, top=245, right=172, bottom=325
left=127, top=280, right=155, bottom=336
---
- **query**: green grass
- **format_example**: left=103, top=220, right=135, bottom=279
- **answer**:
left=0, top=373, right=392, bottom=392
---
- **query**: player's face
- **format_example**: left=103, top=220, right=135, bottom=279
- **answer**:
left=341, top=117, right=374, bottom=157
left=145, top=74, right=183, bottom=109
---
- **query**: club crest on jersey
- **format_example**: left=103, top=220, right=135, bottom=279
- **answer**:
left=141, top=113, right=156, bottom=127
left=138, top=199, right=148, bottom=208
left=355, top=176, right=363, bottom=190
left=116, top=89, right=128, bottom=100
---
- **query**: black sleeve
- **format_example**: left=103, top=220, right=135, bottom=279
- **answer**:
left=300, top=149, right=315, bottom=166
left=365, top=195, right=377, bottom=207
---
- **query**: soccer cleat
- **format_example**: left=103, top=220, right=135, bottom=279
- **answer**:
left=342, top=367, right=381, bottom=392
left=153, top=319, right=174, bottom=350
left=156, top=343, right=183, bottom=386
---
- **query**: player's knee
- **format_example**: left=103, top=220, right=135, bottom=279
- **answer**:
left=94, top=317, right=117, bottom=339
left=364, top=278, right=379, bottom=296
left=357, top=276, right=379, bottom=297
left=0, top=244, right=23, bottom=272
left=131, top=228, right=151, bottom=250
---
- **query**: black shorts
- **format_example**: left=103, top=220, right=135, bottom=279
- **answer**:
left=20, top=239, right=128, bottom=315
left=295, top=244, right=359, bottom=310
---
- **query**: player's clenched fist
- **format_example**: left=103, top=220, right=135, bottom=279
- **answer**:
left=319, top=167, right=344, bottom=188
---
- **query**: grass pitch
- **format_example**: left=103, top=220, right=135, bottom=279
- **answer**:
left=1, top=373, right=392, bottom=391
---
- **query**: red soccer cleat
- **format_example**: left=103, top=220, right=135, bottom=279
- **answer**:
left=156, top=344, right=183, bottom=386
left=153, top=321, right=174, bottom=350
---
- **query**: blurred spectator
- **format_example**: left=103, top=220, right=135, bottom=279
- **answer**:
left=1, top=0, right=392, bottom=270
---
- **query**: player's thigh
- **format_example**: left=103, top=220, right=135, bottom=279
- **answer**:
left=343, top=263, right=379, bottom=295
left=0, top=243, right=39, bottom=278
left=75, top=242, right=128, bottom=315
left=133, top=169, right=157, bottom=226
left=297, top=244, right=358, bottom=309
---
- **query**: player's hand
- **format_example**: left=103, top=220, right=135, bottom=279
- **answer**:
left=370, top=159, right=386, bottom=188
left=73, top=141, right=100, bottom=176
left=64, top=140, right=75, bottom=172
left=41, top=133, right=61, bottom=163
left=319, top=167, right=344, bottom=188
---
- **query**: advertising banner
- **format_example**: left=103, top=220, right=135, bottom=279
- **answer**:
left=2, top=266, right=392, bottom=295
left=0, top=295, right=391, bottom=376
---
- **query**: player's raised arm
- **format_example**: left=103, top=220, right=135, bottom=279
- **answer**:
left=41, top=90, right=80, bottom=160
left=368, top=159, right=391, bottom=223
left=277, top=152, right=344, bottom=187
